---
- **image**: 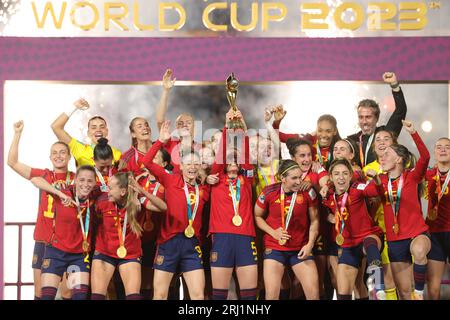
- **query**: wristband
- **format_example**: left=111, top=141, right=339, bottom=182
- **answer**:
left=64, top=105, right=78, bottom=117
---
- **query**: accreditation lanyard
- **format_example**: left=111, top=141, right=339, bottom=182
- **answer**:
left=359, top=133, right=375, bottom=167
left=387, top=174, right=404, bottom=227
left=95, top=167, right=112, bottom=192
left=183, top=182, right=199, bottom=226
left=115, top=205, right=128, bottom=250
left=229, top=177, right=241, bottom=216
left=280, top=187, right=297, bottom=232
left=436, top=170, right=450, bottom=205
left=75, top=197, right=90, bottom=247
left=333, top=192, right=349, bottom=235
left=316, top=143, right=331, bottom=166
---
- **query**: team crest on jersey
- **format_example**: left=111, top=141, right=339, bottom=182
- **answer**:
left=308, top=189, right=317, bottom=201
left=32, top=254, right=38, bottom=265
left=42, top=259, right=50, bottom=269
left=304, top=177, right=311, bottom=183
left=156, top=255, right=164, bottom=265
left=210, top=252, right=218, bottom=263
left=296, top=195, right=304, bottom=204
left=264, top=248, right=272, bottom=255
left=159, top=185, right=165, bottom=193
left=258, top=194, right=265, bottom=204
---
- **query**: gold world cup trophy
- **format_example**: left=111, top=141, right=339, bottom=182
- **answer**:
left=226, top=73, right=245, bottom=130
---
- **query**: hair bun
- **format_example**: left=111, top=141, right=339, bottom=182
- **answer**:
left=97, top=137, right=109, bottom=146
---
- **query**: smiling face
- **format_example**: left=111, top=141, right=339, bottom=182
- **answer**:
left=107, top=176, right=127, bottom=203
left=200, top=147, right=215, bottom=170
left=75, top=169, right=96, bottom=199
left=281, top=167, right=302, bottom=192
left=357, top=106, right=378, bottom=135
left=50, top=143, right=71, bottom=170
left=180, top=153, right=201, bottom=182
left=317, top=120, right=337, bottom=147
left=176, top=114, right=194, bottom=138
left=435, top=138, right=450, bottom=164
left=374, top=131, right=394, bottom=158
left=333, top=140, right=353, bottom=162
left=131, top=118, right=151, bottom=142
left=380, top=147, right=402, bottom=172
left=330, top=164, right=352, bottom=194
left=292, top=144, right=312, bottom=173
left=88, top=118, right=108, bottom=144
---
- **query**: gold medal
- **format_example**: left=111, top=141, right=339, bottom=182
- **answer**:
left=428, top=207, right=438, bottom=221
left=184, top=225, right=195, bottom=238
left=82, top=240, right=89, bottom=252
left=335, top=233, right=344, bottom=246
left=232, top=215, right=242, bottom=227
left=117, top=246, right=127, bottom=259
left=393, top=223, right=399, bottom=235
left=144, top=220, right=154, bottom=232
left=278, top=239, right=287, bottom=246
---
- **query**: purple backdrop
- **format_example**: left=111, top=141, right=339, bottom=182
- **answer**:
left=1, top=36, right=450, bottom=299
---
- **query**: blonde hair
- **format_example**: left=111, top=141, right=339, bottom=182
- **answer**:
left=113, top=172, right=142, bottom=237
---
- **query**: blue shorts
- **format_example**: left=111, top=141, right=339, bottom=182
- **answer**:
left=327, top=241, right=339, bottom=257
left=32, top=241, right=46, bottom=269
left=141, top=241, right=157, bottom=268
left=338, top=243, right=365, bottom=268
left=92, top=251, right=141, bottom=268
left=41, top=245, right=90, bottom=277
left=263, top=248, right=314, bottom=266
left=154, top=234, right=203, bottom=273
left=388, top=232, right=430, bottom=263
left=312, top=234, right=329, bottom=256
left=210, top=233, right=258, bottom=268
left=428, top=232, right=450, bottom=262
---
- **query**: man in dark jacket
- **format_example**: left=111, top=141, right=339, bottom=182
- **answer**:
left=347, top=72, right=407, bottom=167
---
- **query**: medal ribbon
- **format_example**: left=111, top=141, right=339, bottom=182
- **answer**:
left=333, top=192, right=348, bottom=236
left=183, top=182, right=199, bottom=227
left=52, top=171, right=72, bottom=190
left=388, top=174, right=404, bottom=229
left=76, top=197, right=90, bottom=250
left=280, top=187, right=297, bottom=232
left=95, top=167, right=112, bottom=190
left=115, top=205, right=128, bottom=250
left=229, top=178, right=241, bottom=217
left=316, top=143, right=331, bottom=166
left=436, top=170, right=450, bottom=204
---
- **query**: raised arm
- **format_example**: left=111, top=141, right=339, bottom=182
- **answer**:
left=129, top=177, right=167, bottom=212
left=383, top=72, right=407, bottom=137
left=51, top=98, right=89, bottom=144
left=264, top=107, right=281, bottom=157
left=271, top=105, right=301, bottom=143
left=142, top=121, right=172, bottom=185
left=156, top=69, right=176, bottom=131
left=7, top=121, right=32, bottom=179
left=210, top=126, right=227, bottom=175
left=403, top=120, right=430, bottom=182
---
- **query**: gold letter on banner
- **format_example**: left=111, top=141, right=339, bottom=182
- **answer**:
left=70, top=2, right=99, bottom=31
left=133, top=2, right=154, bottom=31
left=301, top=3, right=329, bottom=30
left=159, top=3, right=186, bottom=31
left=104, top=2, right=129, bottom=31
left=32, top=1, right=67, bottom=29
left=231, top=2, right=258, bottom=32
left=334, top=2, right=364, bottom=30
left=399, top=2, right=427, bottom=30
left=203, top=3, right=228, bottom=31
left=367, top=3, right=396, bottom=31
left=262, top=2, right=287, bottom=31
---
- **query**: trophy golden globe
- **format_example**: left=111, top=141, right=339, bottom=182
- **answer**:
left=226, top=73, right=245, bottom=130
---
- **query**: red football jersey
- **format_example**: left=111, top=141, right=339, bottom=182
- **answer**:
left=29, top=168, right=75, bottom=243
left=49, top=186, right=94, bottom=253
left=425, top=167, right=450, bottom=233
left=142, top=140, right=210, bottom=244
left=323, top=182, right=382, bottom=247
left=256, top=182, right=319, bottom=251
left=209, top=129, right=255, bottom=237
left=121, top=146, right=147, bottom=176
left=376, top=132, right=430, bottom=241
left=161, top=139, right=202, bottom=173
left=94, top=194, right=143, bottom=259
